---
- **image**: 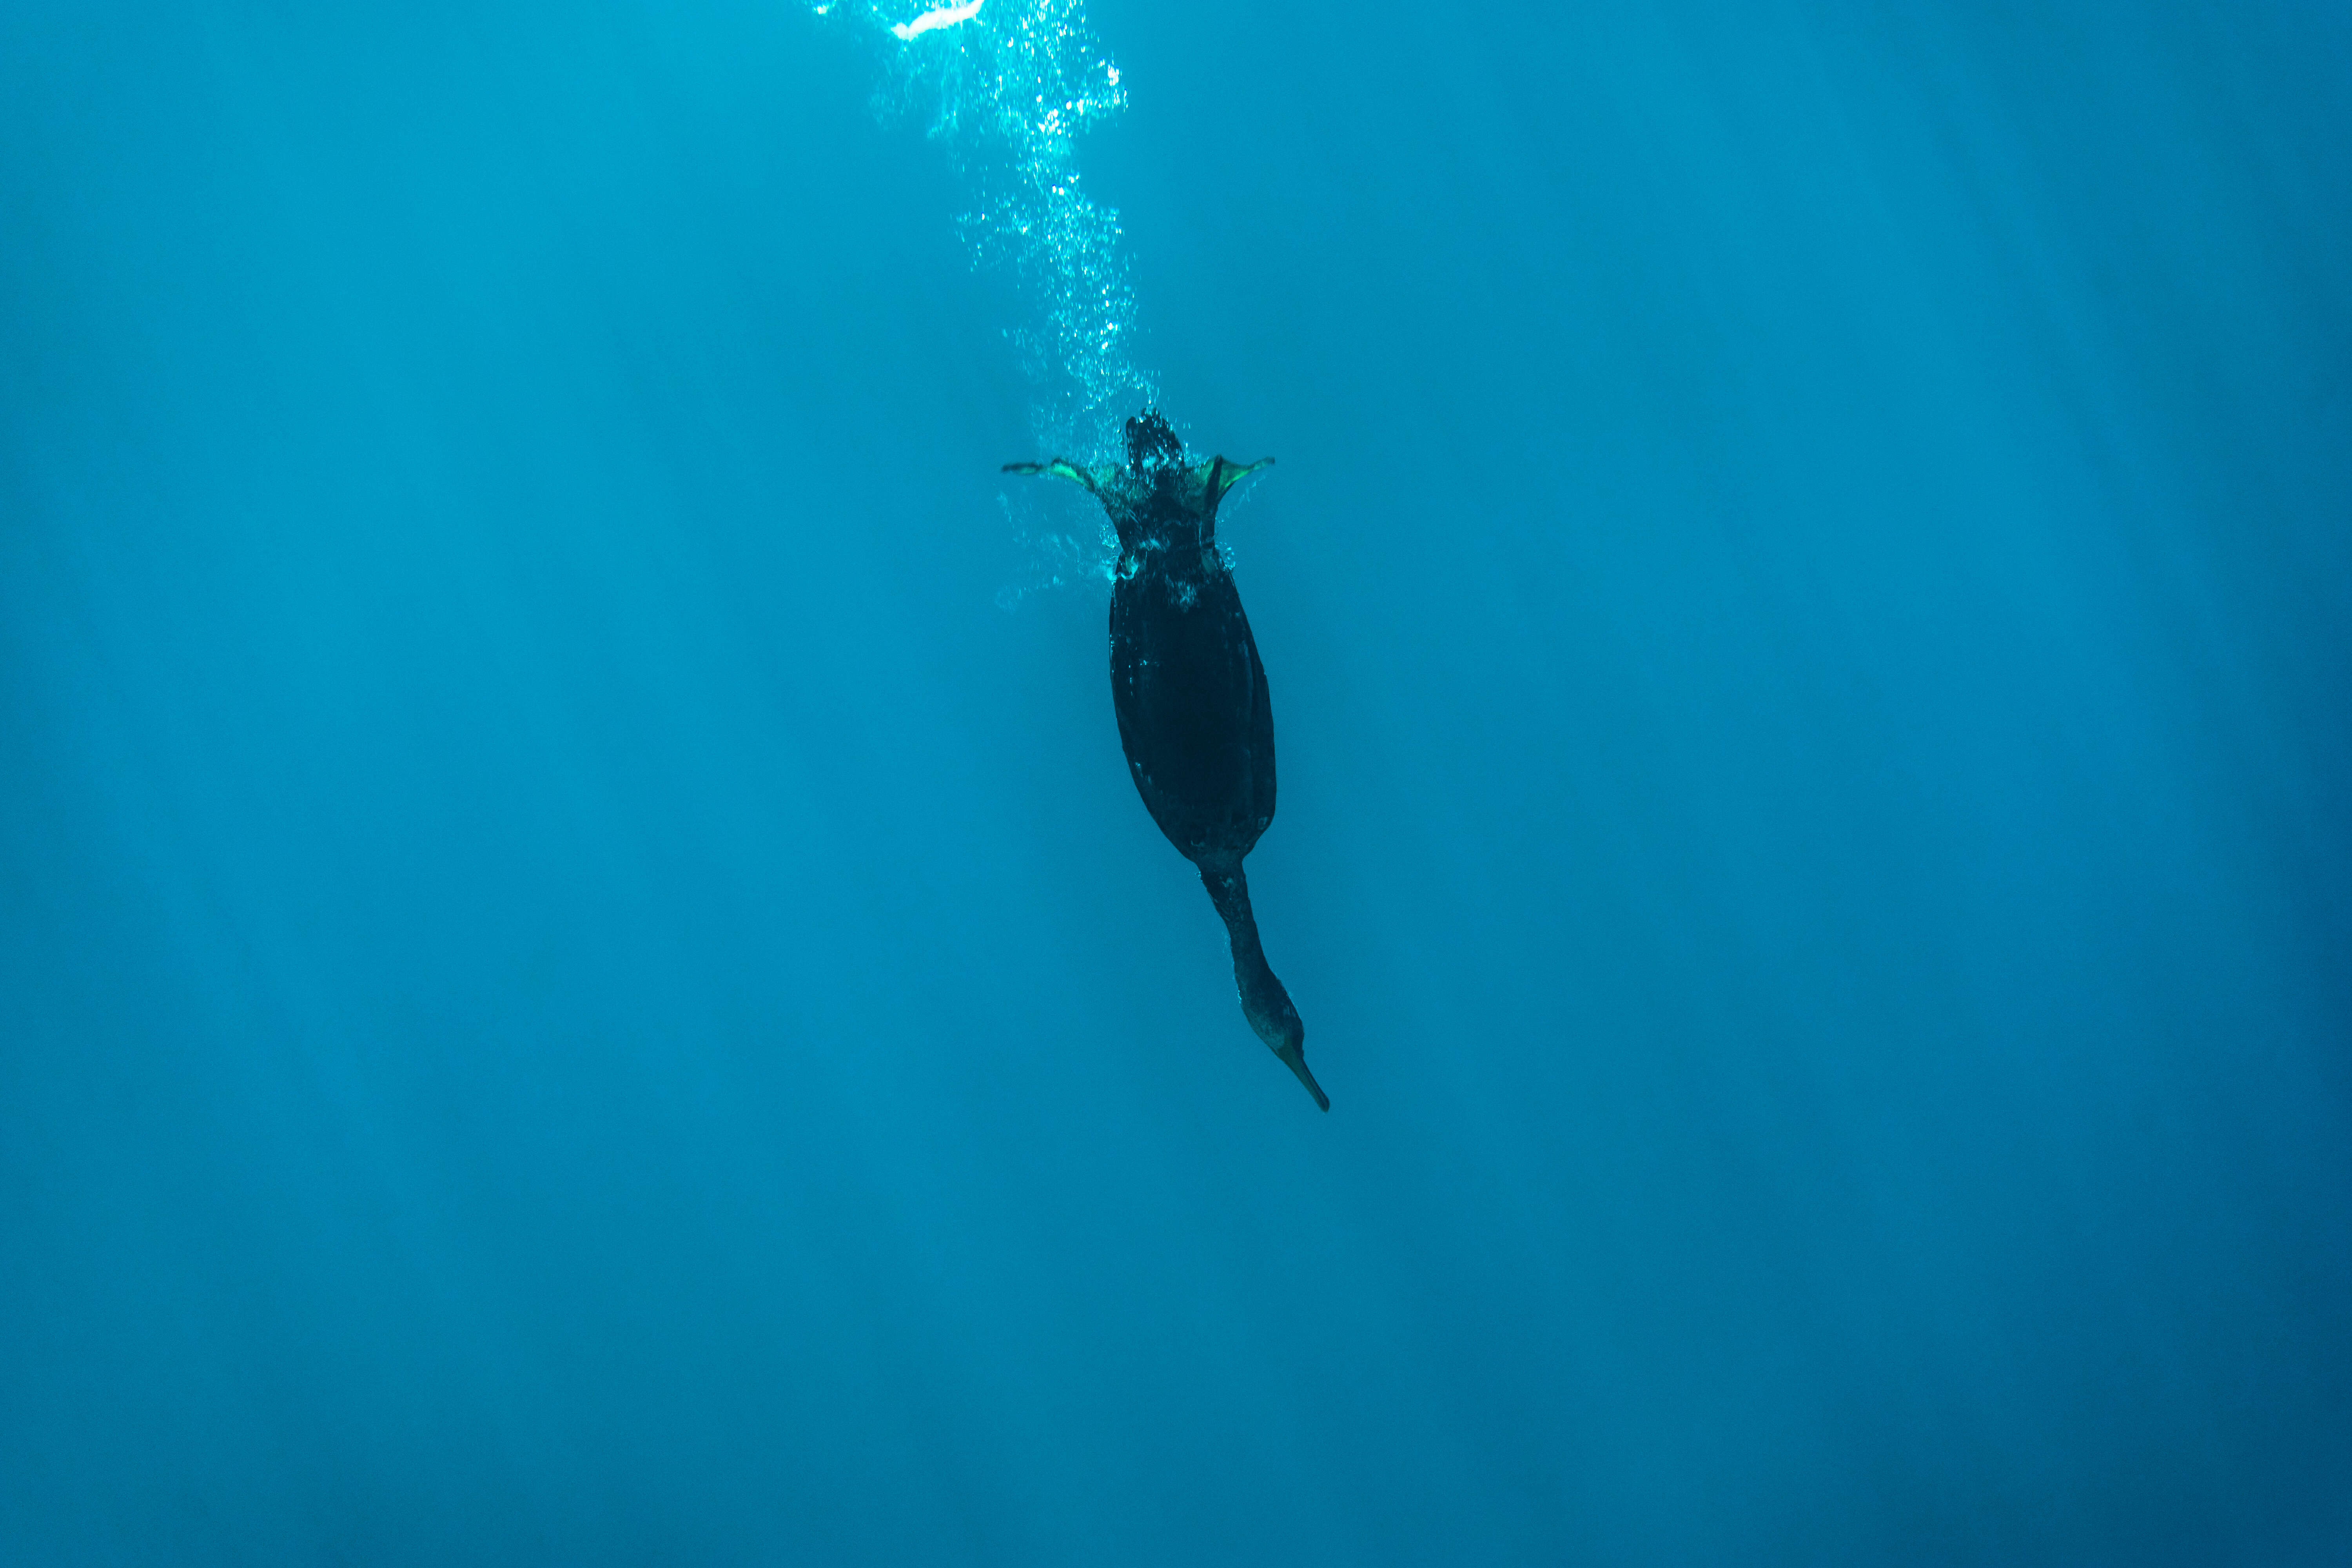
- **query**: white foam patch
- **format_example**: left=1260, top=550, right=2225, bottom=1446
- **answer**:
left=890, top=0, right=985, bottom=41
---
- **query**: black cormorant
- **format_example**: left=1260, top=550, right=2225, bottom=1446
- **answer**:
left=1006, top=410, right=1327, bottom=1110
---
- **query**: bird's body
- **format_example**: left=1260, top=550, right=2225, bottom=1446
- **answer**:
left=1006, top=412, right=1325, bottom=1109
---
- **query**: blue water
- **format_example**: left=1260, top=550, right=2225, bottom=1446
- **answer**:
left=4, top=2, right=2348, bottom=1562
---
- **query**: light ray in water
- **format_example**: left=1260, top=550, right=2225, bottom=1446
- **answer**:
left=809, top=0, right=1155, bottom=467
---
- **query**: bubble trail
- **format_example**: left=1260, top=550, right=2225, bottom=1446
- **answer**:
left=811, top=0, right=1157, bottom=465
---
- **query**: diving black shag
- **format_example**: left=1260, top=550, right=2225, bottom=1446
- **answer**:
left=1006, top=411, right=1327, bottom=1111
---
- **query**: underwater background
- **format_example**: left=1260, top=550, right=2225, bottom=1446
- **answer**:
left=4, top=0, right=2348, bottom=1561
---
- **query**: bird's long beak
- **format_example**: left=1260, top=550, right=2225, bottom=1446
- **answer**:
left=1281, top=1048, right=1330, bottom=1112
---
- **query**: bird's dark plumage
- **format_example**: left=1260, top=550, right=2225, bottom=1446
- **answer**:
left=1005, top=411, right=1325, bottom=1109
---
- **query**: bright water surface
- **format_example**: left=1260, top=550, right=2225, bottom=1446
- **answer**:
left=3, top=2, right=2348, bottom=1562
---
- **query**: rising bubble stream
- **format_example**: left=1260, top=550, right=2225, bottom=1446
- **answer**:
left=811, top=0, right=1156, bottom=468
